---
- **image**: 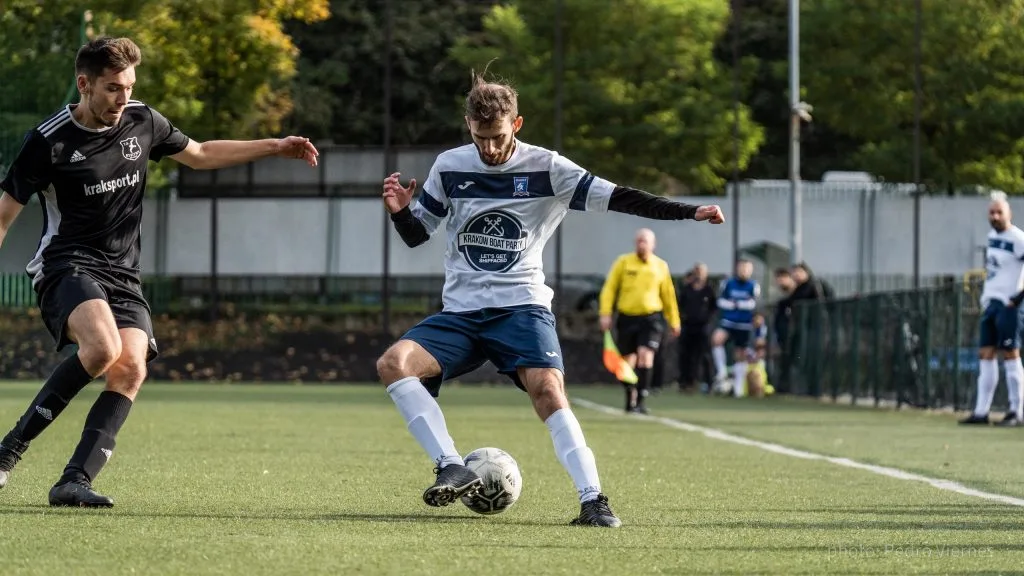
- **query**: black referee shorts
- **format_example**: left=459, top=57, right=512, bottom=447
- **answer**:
left=37, top=267, right=158, bottom=361
left=615, top=312, right=665, bottom=355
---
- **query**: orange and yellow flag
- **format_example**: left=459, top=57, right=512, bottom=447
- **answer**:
left=602, top=331, right=638, bottom=384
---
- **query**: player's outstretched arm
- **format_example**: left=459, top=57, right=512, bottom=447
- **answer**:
left=170, top=137, right=319, bottom=170
left=607, top=186, right=725, bottom=223
left=383, top=172, right=431, bottom=248
left=390, top=207, right=430, bottom=248
left=0, top=193, right=25, bottom=250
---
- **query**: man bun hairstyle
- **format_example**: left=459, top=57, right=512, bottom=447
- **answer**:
left=464, top=60, right=518, bottom=124
left=76, top=36, right=142, bottom=80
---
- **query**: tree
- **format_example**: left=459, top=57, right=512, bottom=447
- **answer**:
left=0, top=1, right=98, bottom=174
left=801, top=0, right=1024, bottom=193
left=283, top=0, right=502, bottom=146
left=111, top=0, right=330, bottom=141
left=450, top=0, right=765, bottom=193
left=0, top=0, right=328, bottom=189
left=711, top=0, right=864, bottom=181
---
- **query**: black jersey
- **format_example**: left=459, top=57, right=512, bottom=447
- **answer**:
left=0, top=100, right=190, bottom=289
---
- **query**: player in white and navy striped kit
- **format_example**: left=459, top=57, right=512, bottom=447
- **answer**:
left=960, top=194, right=1024, bottom=426
left=377, top=75, right=725, bottom=527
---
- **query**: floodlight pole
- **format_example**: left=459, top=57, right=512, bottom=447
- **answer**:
left=554, top=0, right=565, bottom=319
left=788, top=0, right=802, bottom=265
left=912, top=0, right=922, bottom=289
left=382, top=0, right=394, bottom=336
left=731, top=0, right=742, bottom=268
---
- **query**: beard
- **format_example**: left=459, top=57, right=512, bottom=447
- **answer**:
left=478, top=141, right=516, bottom=166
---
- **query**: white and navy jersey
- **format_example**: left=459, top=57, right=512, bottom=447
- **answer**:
left=411, top=140, right=616, bottom=312
left=981, top=225, right=1024, bottom=307
left=717, top=277, right=760, bottom=330
left=0, top=101, right=189, bottom=289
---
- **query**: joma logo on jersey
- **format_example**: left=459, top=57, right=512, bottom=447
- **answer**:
left=83, top=170, right=140, bottom=197
left=120, top=136, right=142, bottom=161
left=457, top=210, right=528, bottom=273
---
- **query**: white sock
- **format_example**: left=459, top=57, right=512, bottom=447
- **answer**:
left=712, top=346, right=727, bottom=378
left=1005, top=358, right=1024, bottom=416
left=973, top=359, right=999, bottom=417
left=387, top=377, right=464, bottom=468
left=545, top=408, right=601, bottom=503
left=733, top=362, right=747, bottom=397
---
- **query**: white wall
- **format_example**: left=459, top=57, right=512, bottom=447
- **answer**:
left=0, top=186, right=1006, bottom=277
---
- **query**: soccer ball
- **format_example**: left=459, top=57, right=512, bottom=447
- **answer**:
left=460, top=447, right=523, bottom=515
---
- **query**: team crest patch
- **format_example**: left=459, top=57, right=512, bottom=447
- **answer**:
left=457, top=210, right=528, bottom=273
left=513, top=176, right=529, bottom=197
left=120, top=136, right=142, bottom=161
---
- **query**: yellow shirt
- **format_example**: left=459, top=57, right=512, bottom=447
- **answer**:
left=599, top=253, right=681, bottom=329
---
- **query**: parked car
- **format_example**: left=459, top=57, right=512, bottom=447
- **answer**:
left=550, top=277, right=602, bottom=312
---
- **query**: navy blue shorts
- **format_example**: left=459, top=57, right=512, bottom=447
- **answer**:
left=979, top=301, right=1024, bottom=350
left=401, top=305, right=564, bottom=397
left=720, top=326, right=751, bottom=349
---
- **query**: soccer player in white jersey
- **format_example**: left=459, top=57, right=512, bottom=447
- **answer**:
left=960, top=193, right=1024, bottom=427
left=376, top=75, right=725, bottom=527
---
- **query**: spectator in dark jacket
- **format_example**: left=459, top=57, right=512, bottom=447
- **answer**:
left=772, top=268, right=796, bottom=392
left=792, top=262, right=834, bottom=301
left=676, top=263, right=717, bottom=392
left=788, top=262, right=832, bottom=394
left=773, top=268, right=796, bottom=346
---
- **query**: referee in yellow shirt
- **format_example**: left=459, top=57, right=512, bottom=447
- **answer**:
left=599, top=228, right=681, bottom=414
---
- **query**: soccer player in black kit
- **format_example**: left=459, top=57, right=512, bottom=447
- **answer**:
left=0, top=37, right=318, bottom=507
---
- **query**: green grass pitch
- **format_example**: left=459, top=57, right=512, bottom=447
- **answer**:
left=1, top=381, right=1023, bottom=575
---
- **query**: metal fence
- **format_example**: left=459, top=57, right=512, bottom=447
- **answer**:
left=780, top=279, right=986, bottom=412
left=0, top=270, right=961, bottom=315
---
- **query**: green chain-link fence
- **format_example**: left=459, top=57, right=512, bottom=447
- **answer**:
left=781, top=279, right=985, bottom=412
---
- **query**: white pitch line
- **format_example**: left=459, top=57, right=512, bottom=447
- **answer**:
left=572, top=398, right=1024, bottom=508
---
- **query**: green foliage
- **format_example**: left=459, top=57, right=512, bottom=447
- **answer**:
left=0, top=1, right=93, bottom=177
left=710, top=0, right=864, bottom=181
left=802, top=0, right=1024, bottom=193
left=112, top=0, right=330, bottom=141
left=283, top=0, right=502, bottom=146
left=7, top=0, right=1023, bottom=196
left=0, top=0, right=329, bottom=191
left=450, top=0, right=765, bottom=193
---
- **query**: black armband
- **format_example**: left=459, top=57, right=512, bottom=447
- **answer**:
left=390, top=206, right=430, bottom=248
left=607, top=186, right=699, bottom=220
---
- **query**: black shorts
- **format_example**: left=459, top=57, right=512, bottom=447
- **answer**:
left=37, top=268, right=158, bottom=361
left=721, top=326, right=751, bottom=349
left=615, top=313, right=665, bottom=355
